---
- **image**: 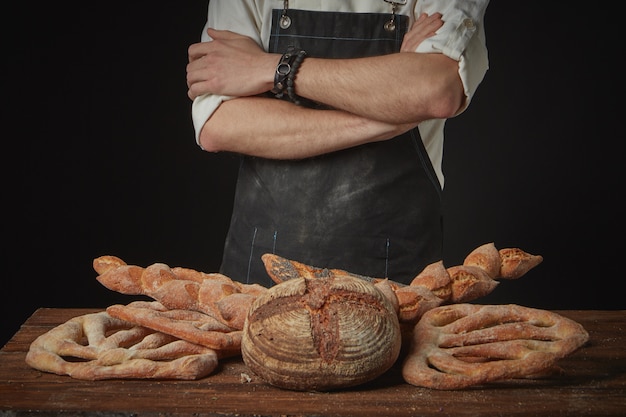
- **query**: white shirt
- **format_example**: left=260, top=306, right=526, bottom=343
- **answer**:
left=191, top=0, right=489, bottom=187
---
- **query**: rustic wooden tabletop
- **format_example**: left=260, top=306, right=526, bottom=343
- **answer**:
left=1, top=308, right=624, bottom=416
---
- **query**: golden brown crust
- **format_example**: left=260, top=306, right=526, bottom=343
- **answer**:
left=446, top=265, right=499, bottom=303
left=81, top=248, right=558, bottom=386
left=498, top=248, right=544, bottom=279
left=92, top=255, right=126, bottom=275
left=261, top=253, right=379, bottom=284
left=242, top=275, right=401, bottom=391
left=373, top=279, right=400, bottom=313
left=402, top=304, right=589, bottom=389
left=259, top=245, right=543, bottom=327
left=106, top=301, right=242, bottom=355
left=25, top=311, right=219, bottom=380
left=463, top=242, right=501, bottom=278
left=96, top=264, right=145, bottom=294
left=410, top=260, right=452, bottom=301
left=394, top=285, right=443, bottom=323
left=93, top=256, right=268, bottom=330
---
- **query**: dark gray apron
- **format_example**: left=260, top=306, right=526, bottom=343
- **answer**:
left=219, top=8, right=443, bottom=286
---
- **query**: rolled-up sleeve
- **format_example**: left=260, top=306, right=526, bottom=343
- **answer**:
left=192, top=94, right=233, bottom=149
left=414, top=0, right=490, bottom=113
left=191, top=1, right=263, bottom=148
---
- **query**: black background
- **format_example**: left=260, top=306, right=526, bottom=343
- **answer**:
left=2, top=2, right=623, bottom=347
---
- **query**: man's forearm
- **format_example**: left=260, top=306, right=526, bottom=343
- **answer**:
left=295, top=52, right=464, bottom=124
left=199, top=96, right=415, bottom=159
left=188, top=31, right=464, bottom=125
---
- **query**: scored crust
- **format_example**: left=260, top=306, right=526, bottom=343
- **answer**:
left=446, top=265, right=499, bottom=303
left=498, top=248, right=544, bottom=279
left=25, top=311, right=219, bottom=380
left=402, top=303, right=589, bottom=389
left=462, top=242, right=501, bottom=278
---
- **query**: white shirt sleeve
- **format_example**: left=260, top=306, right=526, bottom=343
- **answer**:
left=413, top=0, right=490, bottom=113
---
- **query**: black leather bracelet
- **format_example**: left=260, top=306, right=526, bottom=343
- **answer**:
left=271, top=47, right=297, bottom=97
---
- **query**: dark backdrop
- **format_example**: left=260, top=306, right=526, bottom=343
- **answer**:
left=3, top=2, right=623, bottom=347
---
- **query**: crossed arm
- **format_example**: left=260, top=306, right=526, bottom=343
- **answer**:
left=186, top=13, right=463, bottom=159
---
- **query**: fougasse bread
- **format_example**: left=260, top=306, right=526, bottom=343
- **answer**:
left=402, top=303, right=589, bottom=389
left=25, top=311, right=219, bottom=380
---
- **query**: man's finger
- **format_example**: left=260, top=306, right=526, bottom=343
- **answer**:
left=206, top=28, right=243, bottom=40
left=188, top=42, right=211, bottom=62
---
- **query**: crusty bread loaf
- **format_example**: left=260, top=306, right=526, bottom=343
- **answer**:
left=242, top=274, right=401, bottom=391
left=25, top=311, right=219, bottom=380
left=94, top=257, right=267, bottom=330
left=402, top=303, right=589, bottom=389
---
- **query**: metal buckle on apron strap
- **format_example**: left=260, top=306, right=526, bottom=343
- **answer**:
left=279, top=0, right=291, bottom=29
left=384, top=0, right=408, bottom=32
left=279, top=0, right=407, bottom=33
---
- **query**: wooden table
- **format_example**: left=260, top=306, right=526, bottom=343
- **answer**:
left=0, top=308, right=624, bottom=416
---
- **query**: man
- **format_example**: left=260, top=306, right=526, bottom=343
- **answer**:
left=186, top=0, right=490, bottom=286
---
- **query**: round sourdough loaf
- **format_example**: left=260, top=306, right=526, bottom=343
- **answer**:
left=241, top=273, right=401, bottom=391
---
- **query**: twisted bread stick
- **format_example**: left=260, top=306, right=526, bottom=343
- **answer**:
left=390, top=243, right=543, bottom=323
left=94, top=256, right=267, bottom=330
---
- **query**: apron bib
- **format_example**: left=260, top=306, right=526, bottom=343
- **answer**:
left=219, top=8, right=443, bottom=286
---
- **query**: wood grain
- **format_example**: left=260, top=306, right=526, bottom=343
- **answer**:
left=0, top=308, right=624, bottom=416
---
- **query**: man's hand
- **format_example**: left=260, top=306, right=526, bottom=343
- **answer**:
left=401, top=12, right=444, bottom=53
left=186, top=28, right=278, bottom=100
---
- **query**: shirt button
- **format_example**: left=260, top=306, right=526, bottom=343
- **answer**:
left=463, top=18, right=475, bottom=29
